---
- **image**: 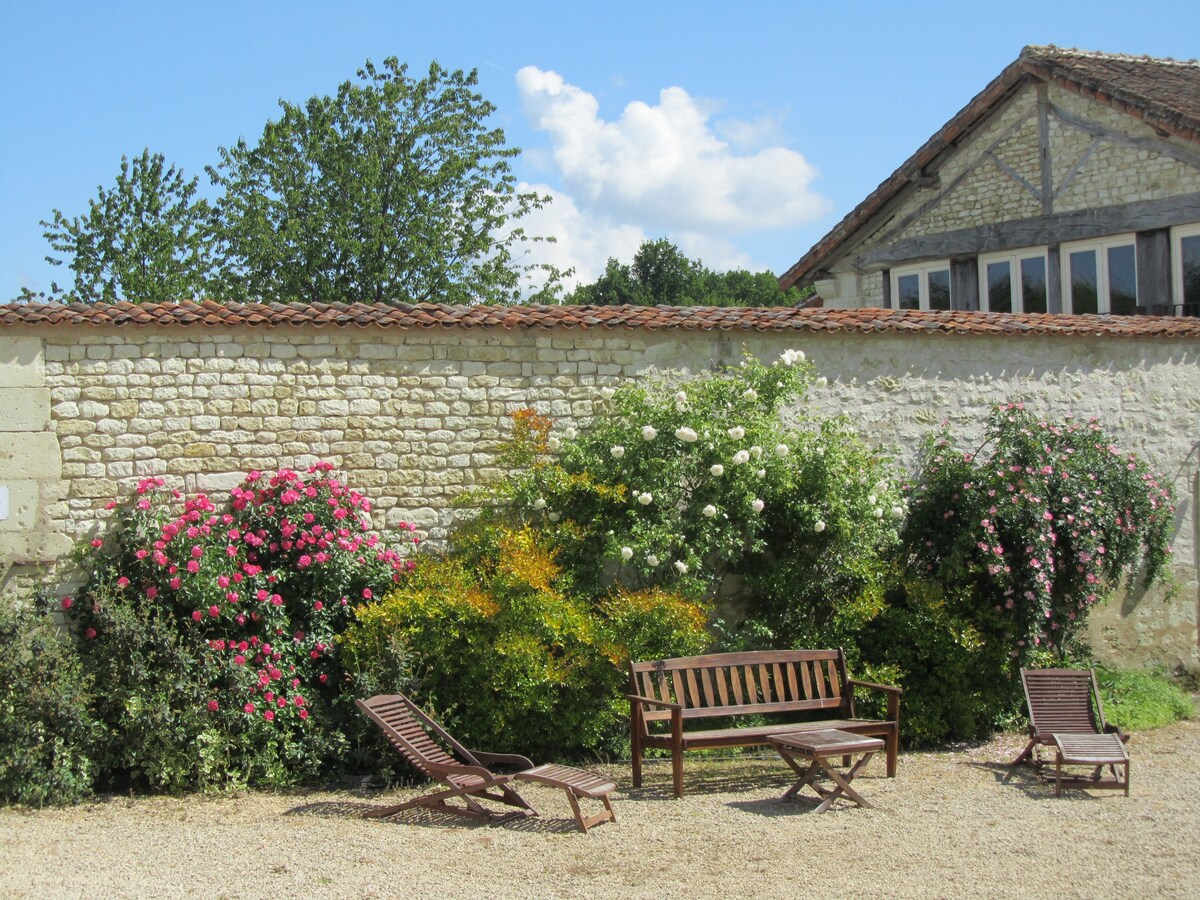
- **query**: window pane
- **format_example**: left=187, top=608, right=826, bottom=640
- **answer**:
left=1107, top=244, right=1137, bottom=315
left=1020, top=256, right=1047, bottom=314
left=1069, top=250, right=1098, bottom=314
left=927, top=269, right=951, bottom=310
left=986, top=261, right=1012, bottom=313
left=897, top=273, right=920, bottom=309
left=1181, top=234, right=1200, bottom=313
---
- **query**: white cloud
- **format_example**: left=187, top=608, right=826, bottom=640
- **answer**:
left=515, top=184, right=646, bottom=290
left=516, top=66, right=830, bottom=235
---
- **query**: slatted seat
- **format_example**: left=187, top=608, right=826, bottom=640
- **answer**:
left=1012, top=668, right=1131, bottom=796
left=357, top=694, right=616, bottom=832
left=628, top=649, right=901, bottom=798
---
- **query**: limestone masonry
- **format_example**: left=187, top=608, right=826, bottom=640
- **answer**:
left=1, top=314, right=1197, bottom=673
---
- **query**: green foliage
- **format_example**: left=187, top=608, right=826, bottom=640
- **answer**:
left=341, top=523, right=709, bottom=759
left=65, top=464, right=416, bottom=792
left=472, top=352, right=901, bottom=656
left=208, top=58, right=560, bottom=306
left=0, top=596, right=100, bottom=806
left=1096, top=666, right=1195, bottom=731
left=564, top=238, right=812, bottom=307
left=903, top=404, right=1175, bottom=662
left=38, top=149, right=216, bottom=303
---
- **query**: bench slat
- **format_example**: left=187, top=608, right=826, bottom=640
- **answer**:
left=758, top=664, right=773, bottom=702
left=786, top=663, right=800, bottom=701
left=700, top=668, right=716, bottom=707
left=730, top=666, right=745, bottom=705
left=685, top=669, right=701, bottom=708
left=826, top=660, right=841, bottom=698
left=715, top=667, right=731, bottom=706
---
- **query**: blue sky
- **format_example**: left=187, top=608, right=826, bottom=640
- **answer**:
left=1, top=1, right=1197, bottom=299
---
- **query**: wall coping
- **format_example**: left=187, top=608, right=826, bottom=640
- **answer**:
left=3, top=299, right=1200, bottom=338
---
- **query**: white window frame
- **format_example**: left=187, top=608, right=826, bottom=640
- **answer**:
left=891, top=261, right=951, bottom=311
left=1060, top=233, right=1138, bottom=315
left=978, top=248, right=1049, bottom=313
left=1171, top=222, right=1200, bottom=309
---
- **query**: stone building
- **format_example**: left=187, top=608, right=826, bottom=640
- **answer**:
left=780, top=46, right=1200, bottom=316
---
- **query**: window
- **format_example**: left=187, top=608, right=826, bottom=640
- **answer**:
left=1061, top=235, right=1138, bottom=315
left=891, top=262, right=951, bottom=311
left=979, top=249, right=1048, bottom=313
left=1173, top=223, right=1200, bottom=315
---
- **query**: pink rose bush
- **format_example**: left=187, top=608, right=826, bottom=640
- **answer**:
left=66, top=463, right=417, bottom=791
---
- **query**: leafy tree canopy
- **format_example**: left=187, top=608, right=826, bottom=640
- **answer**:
left=34, top=150, right=215, bottom=304
left=19, top=59, right=563, bottom=306
left=208, top=58, right=561, bottom=306
left=563, top=239, right=812, bottom=307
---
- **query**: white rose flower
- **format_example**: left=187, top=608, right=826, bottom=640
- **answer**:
left=750, top=446, right=763, bottom=459
left=637, top=492, right=653, bottom=505
left=620, top=546, right=634, bottom=560
left=610, top=445, right=625, bottom=459
left=756, top=468, right=766, bottom=478
left=779, top=348, right=805, bottom=366
left=891, top=505, right=905, bottom=519
left=702, top=504, right=717, bottom=518
left=548, top=512, right=561, bottom=522
left=642, top=425, right=657, bottom=441
left=710, top=463, right=725, bottom=477
left=564, top=426, right=578, bottom=439
left=742, top=388, right=758, bottom=401
left=547, top=436, right=561, bottom=451
left=599, top=387, right=616, bottom=400
left=646, top=554, right=660, bottom=567
left=532, top=498, right=547, bottom=510
left=751, top=498, right=765, bottom=513
left=771, top=444, right=788, bottom=458
left=873, top=507, right=884, bottom=518
left=868, top=494, right=877, bottom=505
left=816, top=446, right=825, bottom=457
left=732, top=450, right=751, bottom=465
left=815, top=376, right=828, bottom=388
left=674, top=560, right=688, bottom=575
left=727, top=426, right=745, bottom=440
left=674, top=390, right=688, bottom=407
left=814, top=520, right=827, bottom=533
left=675, top=427, right=699, bottom=442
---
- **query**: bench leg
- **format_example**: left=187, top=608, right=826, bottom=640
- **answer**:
left=563, top=790, right=617, bottom=834
left=885, top=727, right=899, bottom=777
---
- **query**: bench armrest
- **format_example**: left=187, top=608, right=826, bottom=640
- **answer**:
left=847, top=678, right=903, bottom=695
left=470, top=750, right=536, bottom=770
left=626, top=693, right=683, bottom=711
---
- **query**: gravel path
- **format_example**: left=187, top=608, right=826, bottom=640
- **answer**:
left=2, top=721, right=1197, bottom=899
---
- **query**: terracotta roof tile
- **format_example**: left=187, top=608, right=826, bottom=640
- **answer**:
left=780, top=46, right=1200, bottom=290
left=1, top=299, right=1198, bottom=338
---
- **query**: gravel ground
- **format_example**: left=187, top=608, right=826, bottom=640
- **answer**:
left=1, top=720, right=1197, bottom=899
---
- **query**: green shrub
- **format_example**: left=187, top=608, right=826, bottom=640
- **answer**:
left=472, top=353, right=903, bottom=654
left=341, top=522, right=710, bottom=759
left=0, top=596, right=101, bottom=806
left=66, top=464, right=416, bottom=792
left=887, top=405, right=1176, bottom=743
left=1096, top=666, right=1195, bottom=731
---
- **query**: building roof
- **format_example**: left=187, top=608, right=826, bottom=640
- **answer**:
left=2, top=298, right=1199, bottom=337
left=779, top=46, right=1200, bottom=290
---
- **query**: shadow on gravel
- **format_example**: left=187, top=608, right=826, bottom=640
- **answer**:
left=283, top=799, right=583, bottom=833
left=965, top=760, right=1115, bottom=802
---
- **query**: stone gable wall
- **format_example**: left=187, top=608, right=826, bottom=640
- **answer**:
left=1, top=322, right=1198, bottom=673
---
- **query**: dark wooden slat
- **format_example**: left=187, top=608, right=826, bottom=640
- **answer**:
left=685, top=669, right=701, bottom=708
left=786, top=663, right=800, bottom=701
left=812, top=661, right=826, bottom=700
left=800, top=660, right=813, bottom=699
left=670, top=670, right=686, bottom=708
left=743, top=665, right=759, bottom=703
left=730, top=666, right=745, bottom=705
left=826, top=661, right=841, bottom=698
left=630, top=649, right=841, bottom=671
left=759, top=664, right=773, bottom=702
left=715, top=667, right=731, bottom=706
left=699, top=668, right=717, bottom=707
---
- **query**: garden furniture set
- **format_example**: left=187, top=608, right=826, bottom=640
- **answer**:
left=355, top=661, right=1129, bottom=832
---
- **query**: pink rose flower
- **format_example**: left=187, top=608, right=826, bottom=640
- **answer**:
left=85, top=627, right=97, bottom=640
left=207, top=700, right=219, bottom=712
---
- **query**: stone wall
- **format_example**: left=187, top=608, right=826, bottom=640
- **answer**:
left=2, top=317, right=1198, bottom=673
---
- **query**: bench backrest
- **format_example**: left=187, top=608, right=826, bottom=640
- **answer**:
left=629, top=649, right=851, bottom=725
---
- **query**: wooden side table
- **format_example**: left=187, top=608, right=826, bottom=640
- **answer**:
left=769, top=729, right=886, bottom=813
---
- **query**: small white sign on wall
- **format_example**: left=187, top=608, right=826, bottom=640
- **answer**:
left=0, top=486, right=8, bottom=521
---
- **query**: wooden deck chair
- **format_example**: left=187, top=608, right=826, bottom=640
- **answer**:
left=357, top=694, right=617, bottom=832
left=1011, top=668, right=1130, bottom=795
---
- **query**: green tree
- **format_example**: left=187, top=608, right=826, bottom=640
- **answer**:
left=36, top=150, right=215, bottom=303
left=564, top=239, right=812, bottom=307
left=208, top=58, right=560, bottom=305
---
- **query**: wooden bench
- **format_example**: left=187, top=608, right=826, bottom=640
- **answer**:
left=628, top=649, right=901, bottom=798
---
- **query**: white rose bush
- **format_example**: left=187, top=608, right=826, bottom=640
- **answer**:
left=496, top=353, right=904, bottom=649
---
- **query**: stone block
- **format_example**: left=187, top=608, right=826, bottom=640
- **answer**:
left=0, top=388, right=50, bottom=431
left=0, top=433, right=62, bottom=479
left=0, top=530, right=74, bottom=565
left=0, top=481, right=40, bottom=531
